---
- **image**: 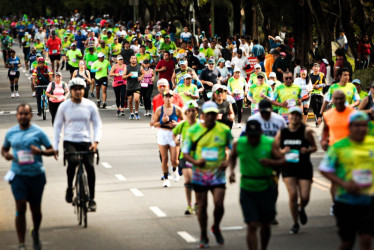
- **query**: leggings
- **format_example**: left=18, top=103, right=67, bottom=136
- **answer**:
left=113, top=84, right=126, bottom=108
left=141, top=84, right=154, bottom=111
left=234, top=99, right=243, bottom=123
left=310, top=94, right=323, bottom=119
left=49, top=101, right=62, bottom=125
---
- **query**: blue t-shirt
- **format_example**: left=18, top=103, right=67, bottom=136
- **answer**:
left=6, top=56, right=21, bottom=71
left=252, top=44, right=265, bottom=57
left=269, top=39, right=280, bottom=49
left=75, top=34, right=87, bottom=50
left=3, top=124, right=52, bottom=176
left=28, top=53, right=37, bottom=64
left=17, top=25, right=26, bottom=36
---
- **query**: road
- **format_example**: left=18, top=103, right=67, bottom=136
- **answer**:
left=0, top=44, right=354, bottom=250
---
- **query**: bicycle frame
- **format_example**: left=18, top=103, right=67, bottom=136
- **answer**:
left=35, top=85, right=48, bottom=120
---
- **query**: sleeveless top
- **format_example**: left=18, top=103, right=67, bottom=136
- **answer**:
left=141, top=68, right=153, bottom=87
left=126, top=64, right=141, bottom=91
left=280, top=124, right=312, bottom=168
left=364, top=95, right=373, bottom=110
left=215, top=100, right=231, bottom=128
left=76, top=69, right=89, bottom=86
left=160, top=105, right=178, bottom=129
left=113, top=64, right=126, bottom=87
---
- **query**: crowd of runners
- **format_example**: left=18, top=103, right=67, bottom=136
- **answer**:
left=1, top=14, right=374, bottom=250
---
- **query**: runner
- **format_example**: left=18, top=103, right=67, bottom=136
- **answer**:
left=53, top=78, right=103, bottom=212
left=228, top=68, right=246, bottom=128
left=45, top=72, right=69, bottom=125
left=274, top=106, right=317, bottom=234
left=229, top=120, right=284, bottom=250
left=199, top=59, right=222, bottom=101
left=123, top=54, right=144, bottom=119
left=60, top=36, right=71, bottom=71
left=5, top=49, right=21, bottom=98
left=309, top=63, right=325, bottom=127
left=174, top=73, right=199, bottom=103
left=72, top=60, right=92, bottom=98
left=183, top=101, right=233, bottom=248
left=211, top=84, right=235, bottom=129
left=140, top=60, right=154, bottom=116
left=1, top=30, right=14, bottom=64
left=21, top=32, right=31, bottom=69
left=319, top=111, right=374, bottom=250
left=152, top=90, right=184, bottom=187
left=358, top=82, right=374, bottom=112
left=32, top=57, right=53, bottom=116
left=294, top=68, right=313, bottom=123
left=352, top=79, right=368, bottom=101
left=91, top=52, right=110, bottom=109
left=66, top=43, right=83, bottom=79
left=247, top=71, right=272, bottom=115
left=109, top=55, right=127, bottom=117
left=156, top=51, right=175, bottom=88
left=1, top=103, right=57, bottom=250
left=173, top=100, right=199, bottom=214
left=46, top=30, right=62, bottom=74
left=83, top=46, right=98, bottom=97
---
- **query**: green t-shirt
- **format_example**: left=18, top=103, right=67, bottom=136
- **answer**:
left=91, top=59, right=110, bottom=79
left=199, top=47, right=213, bottom=58
left=66, top=49, right=82, bottom=68
left=369, top=121, right=374, bottom=136
left=21, top=36, right=31, bottom=48
left=96, top=46, right=110, bottom=59
left=272, top=84, right=302, bottom=114
left=248, top=83, right=272, bottom=112
left=146, top=46, right=158, bottom=57
left=237, top=135, right=275, bottom=191
left=83, top=52, right=98, bottom=70
left=111, top=43, right=122, bottom=56
left=174, top=83, right=198, bottom=103
left=61, top=40, right=71, bottom=54
left=173, top=121, right=196, bottom=159
left=359, top=90, right=368, bottom=101
left=136, top=53, right=151, bottom=64
left=159, top=41, right=177, bottom=52
left=34, top=43, right=44, bottom=53
left=319, top=136, right=374, bottom=205
left=325, top=83, right=360, bottom=105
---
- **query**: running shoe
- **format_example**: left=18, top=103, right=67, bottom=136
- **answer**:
left=172, top=171, right=180, bottom=182
left=237, top=123, right=242, bottom=128
left=147, top=111, right=152, bottom=116
left=289, top=223, right=300, bottom=234
left=211, top=226, right=224, bottom=245
left=129, top=113, right=135, bottom=120
left=194, top=204, right=199, bottom=213
left=120, top=110, right=125, bottom=116
left=32, top=92, right=36, bottom=97
left=299, top=209, right=308, bottom=225
left=185, top=206, right=195, bottom=215
left=140, top=102, right=144, bottom=107
left=330, top=204, right=335, bottom=216
left=88, top=200, right=97, bottom=212
left=11, top=92, right=15, bottom=98
left=160, top=173, right=171, bottom=180
left=135, top=113, right=140, bottom=120
left=15, top=92, right=19, bottom=98
left=31, top=228, right=41, bottom=250
left=116, top=110, right=120, bottom=117
left=178, top=166, right=183, bottom=176
left=18, top=244, right=27, bottom=250
left=102, top=103, right=107, bottom=109
left=65, top=187, right=73, bottom=203
left=97, top=100, right=101, bottom=108
left=163, top=179, right=171, bottom=187
left=90, top=92, right=94, bottom=98
left=199, top=236, right=209, bottom=248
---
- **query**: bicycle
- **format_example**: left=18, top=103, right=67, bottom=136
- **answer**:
left=34, top=85, right=49, bottom=120
left=64, top=150, right=99, bottom=228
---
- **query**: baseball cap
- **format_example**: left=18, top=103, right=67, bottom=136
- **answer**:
left=352, top=79, right=361, bottom=85
left=165, top=35, right=170, bottom=38
left=254, top=64, right=261, bottom=69
left=185, top=100, right=198, bottom=109
left=208, top=59, right=215, bottom=64
left=97, top=52, right=105, bottom=58
left=280, top=52, right=286, bottom=57
left=349, top=111, right=369, bottom=124
left=268, top=80, right=276, bottom=85
left=157, top=78, right=169, bottom=87
left=257, top=72, right=266, bottom=78
left=259, top=99, right=272, bottom=112
left=202, top=101, right=219, bottom=114
left=212, top=84, right=226, bottom=93
left=218, top=58, right=225, bottom=64
left=36, top=53, right=42, bottom=57
left=163, top=90, right=174, bottom=96
left=55, top=72, right=62, bottom=76
left=269, top=72, right=276, bottom=78
left=116, top=55, right=123, bottom=60
left=245, top=120, right=262, bottom=136
left=313, top=62, right=320, bottom=67
left=322, top=58, right=329, bottom=65
left=143, top=59, right=150, bottom=64
left=71, top=43, right=76, bottom=46
left=288, top=106, right=302, bottom=115
left=234, top=67, right=241, bottom=73
left=179, top=60, right=187, bottom=65
left=184, top=73, right=192, bottom=79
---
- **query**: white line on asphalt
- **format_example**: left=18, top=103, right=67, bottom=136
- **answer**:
left=25, top=74, right=29, bottom=76
left=313, top=183, right=328, bottom=191
left=150, top=206, right=166, bottom=217
left=177, top=231, right=197, bottom=243
left=313, top=178, right=331, bottom=188
left=222, top=226, right=244, bottom=231
left=115, top=174, right=126, bottom=181
left=101, top=162, right=112, bottom=169
left=10, top=111, right=16, bottom=114
left=22, top=69, right=26, bottom=73
left=0, top=111, right=3, bottom=115
left=130, top=188, right=144, bottom=197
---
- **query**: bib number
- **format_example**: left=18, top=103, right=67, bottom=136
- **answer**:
left=17, top=150, right=34, bottom=165
left=71, top=58, right=77, bottom=63
left=285, top=149, right=300, bottom=163
left=88, top=61, right=93, bottom=66
left=10, top=71, right=16, bottom=75
left=141, top=83, right=148, bottom=88
left=131, top=71, right=138, bottom=78
left=201, top=147, right=218, bottom=161
left=352, top=170, right=372, bottom=188
left=287, top=99, right=296, bottom=108
left=52, top=49, right=58, bottom=54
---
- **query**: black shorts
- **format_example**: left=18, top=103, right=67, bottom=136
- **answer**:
left=90, top=72, right=96, bottom=80
left=127, top=89, right=141, bottom=97
left=49, top=54, right=61, bottom=62
left=69, top=66, right=79, bottom=75
left=240, top=186, right=277, bottom=224
left=334, top=201, right=374, bottom=242
left=179, top=159, right=192, bottom=169
left=8, top=71, right=20, bottom=80
left=281, top=163, right=313, bottom=180
left=10, top=173, right=46, bottom=206
left=95, top=77, right=108, bottom=86
left=192, top=183, right=226, bottom=193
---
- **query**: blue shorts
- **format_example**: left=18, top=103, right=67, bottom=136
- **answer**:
left=10, top=173, right=46, bottom=206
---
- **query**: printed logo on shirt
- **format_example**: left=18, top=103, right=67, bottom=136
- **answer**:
left=284, top=139, right=302, bottom=145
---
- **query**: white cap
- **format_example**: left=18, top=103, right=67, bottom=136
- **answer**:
left=157, top=78, right=169, bottom=86
left=98, top=52, right=105, bottom=58
left=234, top=67, right=241, bottom=72
left=225, top=61, right=232, bottom=68
left=275, top=36, right=282, bottom=42
left=254, top=64, right=261, bottom=69
left=322, top=58, right=329, bottom=65
left=269, top=72, right=276, bottom=78
left=184, top=73, right=192, bottom=79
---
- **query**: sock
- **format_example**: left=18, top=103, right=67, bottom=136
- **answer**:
left=15, top=84, right=18, bottom=91
left=61, top=60, right=65, bottom=69
left=164, top=172, right=168, bottom=179
left=10, top=85, right=14, bottom=92
left=172, top=167, right=176, bottom=172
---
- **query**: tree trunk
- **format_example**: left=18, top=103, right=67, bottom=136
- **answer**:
left=294, top=0, right=312, bottom=66
left=341, top=0, right=357, bottom=59
left=231, top=0, right=241, bottom=35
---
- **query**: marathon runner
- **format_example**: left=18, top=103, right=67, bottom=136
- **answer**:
left=83, top=45, right=98, bottom=97
left=72, top=60, right=91, bottom=98
left=247, top=71, right=272, bottom=115
left=6, top=49, right=21, bottom=98
left=358, top=82, right=374, bottom=112
left=140, top=60, right=154, bottom=116
left=32, top=57, right=53, bottom=116
left=109, top=55, right=127, bottom=117
left=45, top=72, right=69, bottom=125
left=46, top=30, right=62, bottom=74
left=228, top=68, right=246, bottom=128
left=91, top=52, right=110, bottom=109
left=309, top=63, right=326, bottom=127
left=294, top=68, right=313, bottom=123
left=66, top=43, right=83, bottom=78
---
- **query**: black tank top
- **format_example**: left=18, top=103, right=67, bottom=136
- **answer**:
left=76, top=69, right=89, bottom=84
left=215, top=100, right=231, bottom=127
left=365, top=95, right=373, bottom=110
left=280, top=124, right=312, bottom=168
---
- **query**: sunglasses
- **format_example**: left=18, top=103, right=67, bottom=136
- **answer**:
left=257, top=76, right=264, bottom=79
left=285, top=77, right=293, bottom=80
left=163, top=94, right=173, bottom=98
left=187, top=109, right=197, bottom=113
left=208, top=63, right=214, bottom=65
left=215, top=90, right=224, bottom=94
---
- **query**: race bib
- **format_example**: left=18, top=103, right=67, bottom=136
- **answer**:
left=71, top=58, right=77, bottom=63
left=52, top=49, right=57, bottom=54
left=201, top=147, right=219, bottom=161
left=141, top=83, right=148, bottom=88
left=9, top=71, right=16, bottom=75
left=119, top=70, right=124, bottom=76
left=285, top=149, right=300, bottom=163
left=17, top=150, right=34, bottom=165
left=88, top=61, right=93, bottom=66
left=131, top=71, right=138, bottom=78
left=352, top=169, right=372, bottom=188
left=287, top=99, right=296, bottom=108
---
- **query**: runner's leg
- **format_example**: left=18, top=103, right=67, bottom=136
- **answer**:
left=283, top=177, right=298, bottom=224
left=212, top=187, right=225, bottom=228
left=260, top=223, right=271, bottom=250
left=134, top=92, right=140, bottom=113
left=247, top=223, right=259, bottom=250
left=15, top=199, right=27, bottom=244
left=159, top=145, right=170, bottom=178
left=298, top=179, right=311, bottom=210
left=196, top=191, right=209, bottom=238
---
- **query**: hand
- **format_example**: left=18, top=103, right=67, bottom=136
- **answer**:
left=321, top=140, right=329, bottom=151
left=217, top=114, right=223, bottom=120
left=300, top=147, right=309, bottom=154
left=98, top=67, right=103, bottom=71
left=3, top=152, right=14, bottom=161
left=30, top=145, right=42, bottom=155
left=53, top=150, right=58, bottom=160
left=184, top=92, right=190, bottom=97
left=128, top=72, right=133, bottom=77
left=260, top=92, right=265, bottom=98
left=317, top=117, right=322, bottom=126
left=138, top=77, right=142, bottom=81
left=175, top=139, right=180, bottom=146
left=161, top=114, right=169, bottom=123
left=259, top=158, right=272, bottom=167
left=194, top=159, right=206, bottom=167
left=342, top=180, right=361, bottom=194
left=218, top=160, right=229, bottom=171
left=89, top=142, right=98, bottom=152
left=229, top=172, right=236, bottom=183
left=281, top=101, right=288, bottom=107
left=206, top=81, right=213, bottom=87
left=52, top=95, right=58, bottom=100
left=161, top=66, right=166, bottom=71
left=281, top=146, right=290, bottom=154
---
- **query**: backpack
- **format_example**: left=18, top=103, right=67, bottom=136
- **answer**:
left=36, top=67, right=50, bottom=85
left=50, top=81, right=67, bottom=95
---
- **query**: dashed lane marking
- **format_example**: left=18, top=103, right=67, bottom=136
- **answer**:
left=115, top=174, right=126, bottom=181
left=150, top=206, right=166, bottom=217
left=177, top=231, right=197, bottom=243
left=130, top=188, right=144, bottom=197
left=101, top=162, right=112, bottom=169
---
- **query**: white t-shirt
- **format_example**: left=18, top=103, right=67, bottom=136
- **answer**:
left=116, top=30, right=127, bottom=37
left=231, top=56, right=249, bottom=78
left=35, top=32, right=46, bottom=44
left=337, top=35, right=348, bottom=48
left=245, top=112, right=287, bottom=137
left=239, top=43, right=250, bottom=57
left=294, top=77, right=313, bottom=97
left=293, top=65, right=301, bottom=79
left=180, top=32, right=192, bottom=41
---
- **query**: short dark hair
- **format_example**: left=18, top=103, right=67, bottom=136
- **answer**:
left=17, top=103, right=32, bottom=113
left=163, top=51, right=170, bottom=56
left=337, top=67, right=350, bottom=77
left=335, top=48, right=346, bottom=57
left=283, top=71, right=292, bottom=76
left=253, top=39, right=258, bottom=44
left=295, top=59, right=301, bottom=65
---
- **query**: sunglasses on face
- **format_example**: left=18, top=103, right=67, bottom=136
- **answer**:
left=257, top=76, right=264, bottom=79
left=187, top=109, right=196, bottom=113
left=209, top=63, right=214, bottom=65
left=215, top=90, right=224, bottom=94
left=163, top=94, right=173, bottom=98
left=285, top=77, right=293, bottom=80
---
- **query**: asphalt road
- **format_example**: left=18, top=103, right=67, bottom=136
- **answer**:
left=0, top=43, right=358, bottom=250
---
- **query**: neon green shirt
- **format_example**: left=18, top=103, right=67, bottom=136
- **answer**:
left=111, top=43, right=122, bottom=56
left=359, top=91, right=368, bottom=101
left=136, top=53, right=151, bottom=64
left=173, top=120, right=197, bottom=159
left=96, top=46, right=110, bottom=59
left=34, top=43, right=44, bottom=53
left=66, top=49, right=82, bottom=68
left=91, top=59, right=110, bottom=79
left=325, top=83, right=360, bottom=105
left=272, top=84, right=302, bottom=114
left=83, top=52, right=98, bottom=70
left=248, top=83, right=272, bottom=112
left=174, top=84, right=198, bottom=103
left=199, top=47, right=213, bottom=58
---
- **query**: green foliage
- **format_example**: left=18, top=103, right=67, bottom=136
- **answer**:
left=353, top=68, right=374, bottom=90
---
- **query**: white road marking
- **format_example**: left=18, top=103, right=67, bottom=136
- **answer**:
left=177, top=231, right=197, bottom=243
left=150, top=206, right=166, bottom=217
left=313, top=183, right=329, bottom=191
left=130, top=188, right=144, bottom=197
left=313, top=178, right=331, bottom=188
left=115, top=174, right=126, bottom=181
left=101, top=162, right=112, bottom=169
left=0, top=111, right=4, bottom=115
left=222, top=226, right=244, bottom=231
left=10, top=111, right=16, bottom=114
left=22, top=69, right=26, bottom=73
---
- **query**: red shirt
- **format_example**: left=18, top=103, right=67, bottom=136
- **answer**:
left=46, top=37, right=62, bottom=55
left=152, top=93, right=184, bottom=112
left=358, top=42, right=371, bottom=55
left=32, top=65, right=53, bottom=84
left=156, top=59, right=175, bottom=82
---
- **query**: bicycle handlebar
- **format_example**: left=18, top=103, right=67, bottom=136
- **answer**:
left=34, top=85, right=49, bottom=88
left=63, top=150, right=100, bottom=166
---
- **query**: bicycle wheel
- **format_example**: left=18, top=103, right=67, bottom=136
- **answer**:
left=75, top=176, right=82, bottom=225
left=80, top=175, right=88, bottom=228
left=42, top=97, right=47, bottom=120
